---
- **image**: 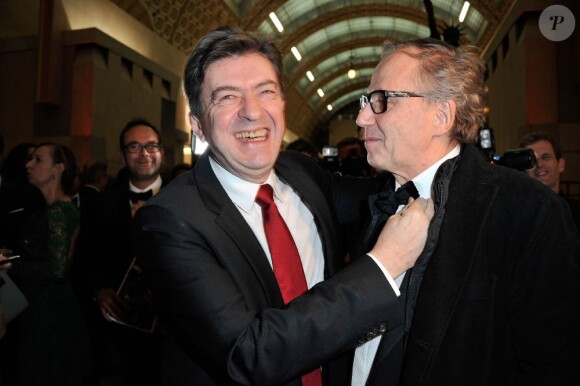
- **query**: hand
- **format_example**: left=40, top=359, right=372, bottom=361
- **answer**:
left=369, top=197, right=435, bottom=279
left=0, top=249, right=13, bottom=271
left=0, top=256, right=11, bottom=271
left=95, top=288, right=128, bottom=322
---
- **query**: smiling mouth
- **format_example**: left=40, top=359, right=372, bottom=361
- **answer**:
left=235, top=129, right=268, bottom=142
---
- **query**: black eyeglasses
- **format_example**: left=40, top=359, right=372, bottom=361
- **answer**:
left=360, top=90, right=427, bottom=114
left=124, top=142, right=161, bottom=154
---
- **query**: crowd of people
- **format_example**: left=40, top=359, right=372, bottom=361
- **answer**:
left=0, top=25, right=579, bottom=386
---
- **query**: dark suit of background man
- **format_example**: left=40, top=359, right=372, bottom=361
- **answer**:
left=132, top=26, right=434, bottom=386
left=519, top=131, right=580, bottom=231
left=352, top=37, right=580, bottom=385
left=91, top=119, right=165, bottom=386
left=71, top=160, right=112, bottom=382
left=0, top=134, right=44, bottom=385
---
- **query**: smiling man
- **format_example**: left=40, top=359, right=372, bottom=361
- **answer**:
left=91, top=119, right=166, bottom=386
left=519, top=131, right=580, bottom=230
left=131, top=26, right=434, bottom=386
left=352, top=38, right=580, bottom=385
left=519, top=132, right=565, bottom=194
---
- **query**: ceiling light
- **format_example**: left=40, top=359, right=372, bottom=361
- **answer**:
left=291, top=47, right=302, bottom=61
left=347, top=54, right=356, bottom=79
left=327, top=104, right=333, bottom=111
left=317, top=88, right=324, bottom=97
left=306, top=71, right=315, bottom=81
left=269, top=12, right=284, bottom=32
left=459, top=1, right=470, bottom=23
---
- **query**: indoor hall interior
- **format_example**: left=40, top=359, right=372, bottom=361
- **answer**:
left=0, top=1, right=579, bottom=385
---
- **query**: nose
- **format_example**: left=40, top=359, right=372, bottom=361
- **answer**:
left=239, top=95, right=262, bottom=121
left=356, top=104, right=374, bottom=128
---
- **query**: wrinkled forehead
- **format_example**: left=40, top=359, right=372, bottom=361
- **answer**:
left=370, top=49, right=422, bottom=91
left=208, top=53, right=278, bottom=80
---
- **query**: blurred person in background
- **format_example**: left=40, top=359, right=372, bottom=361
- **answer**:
left=9, top=142, right=93, bottom=386
left=519, top=131, right=580, bottom=230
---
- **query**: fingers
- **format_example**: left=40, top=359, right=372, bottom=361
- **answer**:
left=423, top=198, right=435, bottom=218
left=97, top=291, right=126, bottom=322
left=400, top=197, right=434, bottom=219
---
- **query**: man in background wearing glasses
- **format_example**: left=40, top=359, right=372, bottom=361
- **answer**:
left=352, top=38, right=580, bottom=385
left=91, top=119, right=165, bottom=385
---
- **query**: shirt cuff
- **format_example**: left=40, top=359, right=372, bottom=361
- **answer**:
left=367, top=253, right=401, bottom=297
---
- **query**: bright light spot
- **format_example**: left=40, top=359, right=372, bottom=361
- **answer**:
left=459, top=1, right=470, bottom=22
left=306, top=71, right=315, bottom=81
left=269, top=12, right=284, bottom=32
left=327, top=104, right=333, bottom=111
left=347, top=69, right=356, bottom=79
left=317, top=88, right=324, bottom=97
left=291, top=47, right=301, bottom=61
left=192, top=137, right=209, bottom=155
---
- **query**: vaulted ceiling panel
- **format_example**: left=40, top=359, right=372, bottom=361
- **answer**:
left=111, top=0, right=513, bottom=138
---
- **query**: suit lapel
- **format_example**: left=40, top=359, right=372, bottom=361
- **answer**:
left=402, top=146, right=498, bottom=383
left=194, top=153, right=284, bottom=306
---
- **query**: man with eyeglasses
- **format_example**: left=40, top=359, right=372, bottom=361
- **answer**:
left=91, top=119, right=166, bottom=385
left=352, top=38, right=580, bottom=385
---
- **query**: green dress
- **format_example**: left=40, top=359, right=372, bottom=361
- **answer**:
left=11, top=200, right=93, bottom=386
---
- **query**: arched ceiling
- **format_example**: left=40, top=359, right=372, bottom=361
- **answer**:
left=111, top=0, right=514, bottom=139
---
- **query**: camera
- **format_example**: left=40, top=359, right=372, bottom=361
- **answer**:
left=478, top=127, right=536, bottom=171
left=321, top=146, right=339, bottom=173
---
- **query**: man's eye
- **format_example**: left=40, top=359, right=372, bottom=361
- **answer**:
left=217, top=94, right=240, bottom=105
left=259, top=89, right=278, bottom=98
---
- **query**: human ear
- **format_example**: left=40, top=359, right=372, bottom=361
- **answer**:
left=434, top=99, right=456, bottom=135
left=189, top=113, right=206, bottom=143
left=558, top=157, right=565, bottom=173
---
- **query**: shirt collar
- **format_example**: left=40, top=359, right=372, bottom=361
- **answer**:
left=209, top=156, right=283, bottom=214
left=129, top=175, right=162, bottom=195
left=396, top=145, right=461, bottom=199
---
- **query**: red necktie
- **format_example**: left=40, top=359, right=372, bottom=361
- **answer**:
left=255, top=184, right=323, bottom=386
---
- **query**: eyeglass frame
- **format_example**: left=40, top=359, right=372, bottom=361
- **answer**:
left=123, top=142, right=162, bottom=154
left=360, top=90, right=428, bottom=115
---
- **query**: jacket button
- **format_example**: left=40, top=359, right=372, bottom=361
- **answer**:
left=378, top=323, right=387, bottom=334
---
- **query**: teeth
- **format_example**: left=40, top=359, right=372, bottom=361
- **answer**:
left=236, top=129, right=268, bottom=141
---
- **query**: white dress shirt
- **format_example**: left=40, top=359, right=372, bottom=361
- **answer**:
left=129, top=175, right=162, bottom=196
left=209, top=156, right=325, bottom=289
left=351, top=145, right=460, bottom=386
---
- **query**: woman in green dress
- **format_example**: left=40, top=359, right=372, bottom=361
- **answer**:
left=9, top=142, right=93, bottom=386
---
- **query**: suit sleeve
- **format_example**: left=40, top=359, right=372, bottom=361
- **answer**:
left=133, top=204, right=401, bottom=385
left=510, top=193, right=580, bottom=383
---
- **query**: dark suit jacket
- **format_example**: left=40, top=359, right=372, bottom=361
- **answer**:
left=90, top=176, right=167, bottom=385
left=365, top=144, right=580, bottom=385
left=93, top=178, right=166, bottom=291
left=133, top=151, right=399, bottom=386
left=0, top=175, right=44, bottom=251
left=72, top=185, right=102, bottom=292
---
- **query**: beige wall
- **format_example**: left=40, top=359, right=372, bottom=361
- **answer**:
left=0, top=0, right=188, bottom=176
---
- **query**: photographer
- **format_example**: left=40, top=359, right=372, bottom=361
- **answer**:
left=519, top=131, right=580, bottom=230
